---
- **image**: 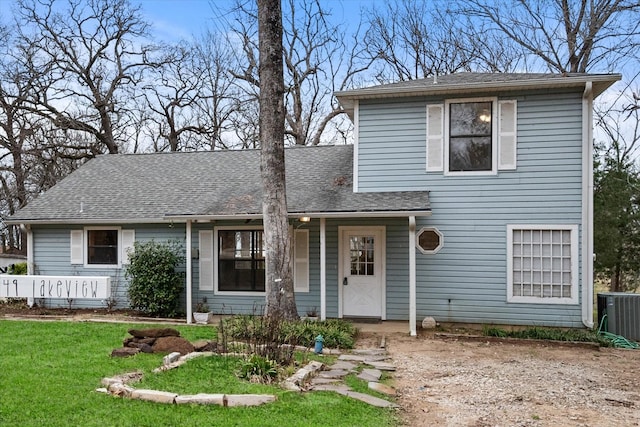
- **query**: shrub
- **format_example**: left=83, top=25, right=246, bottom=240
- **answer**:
left=8, top=262, right=27, bottom=275
left=223, top=315, right=358, bottom=350
left=237, top=354, right=278, bottom=383
left=125, top=240, right=184, bottom=317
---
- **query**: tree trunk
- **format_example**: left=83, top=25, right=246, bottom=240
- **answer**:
left=257, top=0, right=298, bottom=320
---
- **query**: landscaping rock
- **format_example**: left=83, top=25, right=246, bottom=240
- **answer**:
left=192, top=339, right=217, bottom=352
left=175, top=393, right=225, bottom=405
left=421, top=316, right=437, bottom=329
left=111, top=347, right=140, bottom=358
left=130, top=389, right=178, bottom=404
left=282, top=360, right=325, bottom=391
left=128, top=328, right=180, bottom=338
left=107, top=382, right=135, bottom=397
left=163, top=352, right=181, bottom=365
left=224, top=394, right=277, bottom=407
left=152, top=336, right=195, bottom=355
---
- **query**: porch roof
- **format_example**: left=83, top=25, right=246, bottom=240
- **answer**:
left=8, top=145, right=431, bottom=224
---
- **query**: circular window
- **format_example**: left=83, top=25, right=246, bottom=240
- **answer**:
left=416, top=227, right=443, bottom=254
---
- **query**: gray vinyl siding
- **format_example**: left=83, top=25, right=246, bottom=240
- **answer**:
left=30, top=224, right=187, bottom=310
left=357, top=90, right=586, bottom=327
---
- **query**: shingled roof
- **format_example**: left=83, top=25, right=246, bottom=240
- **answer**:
left=336, top=72, right=621, bottom=117
left=9, top=145, right=430, bottom=224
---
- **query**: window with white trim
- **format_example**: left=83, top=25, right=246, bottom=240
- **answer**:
left=416, top=227, right=443, bottom=254
left=426, top=98, right=517, bottom=174
left=507, top=225, right=578, bottom=304
left=217, top=229, right=265, bottom=293
left=70, top=227, right=135, bottom=268
left=211, top=225, right=310, bottom=294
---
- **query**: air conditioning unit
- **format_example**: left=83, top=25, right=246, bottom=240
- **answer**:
left=597, top=292, right=640, bottom=341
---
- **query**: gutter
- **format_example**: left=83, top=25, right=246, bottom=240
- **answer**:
left=582, top=81, right=594, bottom=328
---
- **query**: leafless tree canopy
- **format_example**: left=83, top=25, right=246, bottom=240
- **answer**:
left=457, top=0, right=640, bottom=73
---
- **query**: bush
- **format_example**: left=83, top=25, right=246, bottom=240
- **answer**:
left=237, top=354, right=278, bottom=383
left=125, top=240, right=184, bottom=317
left=8, top=262, right=27, bottom=275
left=223, top=315, right=358, bottom=350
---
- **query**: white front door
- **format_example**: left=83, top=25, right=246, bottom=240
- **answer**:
left=340, top=227, right=385, bottom=318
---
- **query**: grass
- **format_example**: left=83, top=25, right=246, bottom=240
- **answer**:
left=481, top=325, right=612, bottom=346
left=0, top=320, right=398, bottom=427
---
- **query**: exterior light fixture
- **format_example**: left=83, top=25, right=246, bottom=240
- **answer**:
left=299, top=216, right=311, bottom=223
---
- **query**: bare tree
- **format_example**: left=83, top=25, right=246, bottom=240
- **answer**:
left=458, top=0, right=640, bottom=73
left=15, top=0, right=157, bottom=154
left=227, top=0, right=371, bottom=146
left=0, top=22, right=86, bottom=251
left=258, top=0, right=298, bottom=320
left=142, top=34, right=242, bottom=152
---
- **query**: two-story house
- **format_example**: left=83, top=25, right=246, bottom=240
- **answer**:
left=3, top=73, right=620, bottom=334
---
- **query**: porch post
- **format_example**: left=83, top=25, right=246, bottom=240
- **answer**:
left=320, top=217, right=326, bottom=320
left=186, top=220, right=193, bottom=324
left=409, top=216, right=417, bottom=336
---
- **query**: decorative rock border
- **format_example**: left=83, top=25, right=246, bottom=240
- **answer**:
left=97, top=351, right=276, bottom=406
left=98, top=339, right=398, bottom=408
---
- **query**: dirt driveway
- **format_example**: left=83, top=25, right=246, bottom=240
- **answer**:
left=380, top=333, right=640, bottom=427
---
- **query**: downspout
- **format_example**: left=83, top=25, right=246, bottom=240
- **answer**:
left=582, top=82, right=594, bottom=328
left=23, top=224, right=34, bottom=307
left=320, top=218, right=326, bottom=320
left=409, top=216, right=417, bottom=336
left=186, top=220, right=193, bottom=324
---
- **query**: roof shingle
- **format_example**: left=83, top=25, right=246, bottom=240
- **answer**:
left=9, top=145, right=430, bottom=223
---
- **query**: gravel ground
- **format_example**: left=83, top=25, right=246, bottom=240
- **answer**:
left=380, top=333, right=640, bottom=427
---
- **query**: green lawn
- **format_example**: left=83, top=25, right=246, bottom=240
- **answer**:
left=0, top=320, right=398, bottom=427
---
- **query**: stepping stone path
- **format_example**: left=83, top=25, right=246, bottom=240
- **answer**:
left=100, top=328, right=398, bottom=409
left=300, top=344, right=399, bottom=408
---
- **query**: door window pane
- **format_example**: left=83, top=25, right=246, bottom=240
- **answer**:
left=350, top=236, right=374, bottom=276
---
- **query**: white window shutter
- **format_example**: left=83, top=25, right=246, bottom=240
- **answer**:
left=498, top=100, right=517, bottom=170
left=199, top=230, right=214, bottom=291
left=426, top=104, right=444, bottom=172
left=70, top=230, right=83, bottom=265
left=294, top=229, right=309, bottom=292
left=121, top=230, right=135, bottom=265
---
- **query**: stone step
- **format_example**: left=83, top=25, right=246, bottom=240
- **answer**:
left=351, top=349, right=387, bottom=356
left=340, top=390, right=399, bottom=408
left=357, top=368, right=382, bottom=382
left=363, top=360, right=396, bottom=371
left=338, top=354, right=389, bottom=362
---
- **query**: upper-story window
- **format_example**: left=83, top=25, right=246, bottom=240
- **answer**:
left=426, top=98, right=516, bottom=175
left=448, top=101, right=493, bottom=172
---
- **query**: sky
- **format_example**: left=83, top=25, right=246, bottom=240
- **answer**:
left=138, top=0, right=374, bottom=41
left=0, top=0, right=377, bottom=43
